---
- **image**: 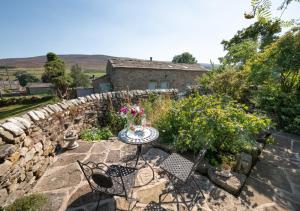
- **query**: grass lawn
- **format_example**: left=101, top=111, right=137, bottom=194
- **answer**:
left=0, top=98, right=55, bottom=120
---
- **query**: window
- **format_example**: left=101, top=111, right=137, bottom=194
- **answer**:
left=148, top=81, right=157, bottom=90
left=160, top=81, right=170, bottom=89
left=99, top=83, right=111, bottom=92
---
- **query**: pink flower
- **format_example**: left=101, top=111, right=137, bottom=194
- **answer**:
left=140, top=108, right=144, bottom=115
left=119, top=107, right=129, bottom=114
left=131, top=108, right=137, bottom=116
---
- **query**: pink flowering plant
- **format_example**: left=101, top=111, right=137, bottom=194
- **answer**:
left=119, top=104, right=145, bottom=128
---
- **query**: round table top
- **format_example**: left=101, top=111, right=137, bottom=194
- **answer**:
left=118, top=126, right=159, bottom=145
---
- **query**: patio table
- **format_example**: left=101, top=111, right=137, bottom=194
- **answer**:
left=118, top=126, right=159, bottom=187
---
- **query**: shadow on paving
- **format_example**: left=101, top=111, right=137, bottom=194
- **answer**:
left=239, top=132, right=300, bottom=211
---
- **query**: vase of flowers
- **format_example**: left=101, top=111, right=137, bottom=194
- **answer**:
left=119, top=104, right=146, bottom=132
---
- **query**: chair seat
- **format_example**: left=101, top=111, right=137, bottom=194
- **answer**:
left=92, top=165, right=137, bottom=196
left=160, top=153, right=194, bottom=182
left=144, top=201, right=166, bottom=211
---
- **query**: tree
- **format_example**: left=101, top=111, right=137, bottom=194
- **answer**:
left=42, top=52, right=70, bottom=98
left=15, top=71, right=40, bottom=87
left=42, top=52, right=66, bottom=83
left=244, top=29, right=300, bottom=133
left=244, top=0, right=300, bottom=20
left=220, top=20, right=282, bottom=66
left=70, top=64, right=90, bottom=88
left=172, top=52, right=197, bottom=64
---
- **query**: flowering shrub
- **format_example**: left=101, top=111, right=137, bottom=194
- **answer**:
left=156, top=94, right=271, bottom=155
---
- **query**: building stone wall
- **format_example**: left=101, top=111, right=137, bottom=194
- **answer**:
left=108, top=67, right=205, bottom=91
left=0, top=89, right=178, bottom=206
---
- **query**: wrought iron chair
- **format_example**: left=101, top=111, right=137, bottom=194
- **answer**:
left=159, top=148, right=207, bottom=211
left=77, top=160, right=137, bottom=210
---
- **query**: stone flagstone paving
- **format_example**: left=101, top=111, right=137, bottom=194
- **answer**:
left=31, top=133, right=300, bottom=211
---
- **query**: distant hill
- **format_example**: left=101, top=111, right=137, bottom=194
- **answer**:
left=0, top=54, right=214, bottom=71
left=0, top=54, right=116, bottom=70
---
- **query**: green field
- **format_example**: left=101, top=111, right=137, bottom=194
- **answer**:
left=0, top=98, right=55, bottom=120
left=0, top=68, right=105, bottom=81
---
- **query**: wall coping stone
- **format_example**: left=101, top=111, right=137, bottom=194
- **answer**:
left=12, top=117, right=31, bottom=129
left=1, top=122, right=24, bottom=136
left=28, top=111, right=40, bottom=122
left=6, top=119, right=26, bottom=130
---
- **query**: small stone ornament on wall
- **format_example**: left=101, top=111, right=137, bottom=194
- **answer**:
left=63, top=130, right=79, bottom=149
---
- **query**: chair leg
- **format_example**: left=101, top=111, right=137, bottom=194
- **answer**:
left=192, top=176, right=205, bottom=199
left=96, top=192, right=101, bottom=211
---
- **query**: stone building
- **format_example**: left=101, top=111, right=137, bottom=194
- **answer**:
left=92, top=58, right=208, bottom=92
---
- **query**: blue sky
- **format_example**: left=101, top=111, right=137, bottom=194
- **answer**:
left=0, top=0, right=299, bottom=63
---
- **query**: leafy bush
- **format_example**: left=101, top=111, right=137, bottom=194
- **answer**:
left=199, top=67, right=249, bottom=103
left=156, top=94, right=271, bottom=155
left=5, top=193, right=48, bottom=211
left=105, top=112, right=126, bottom=135
left=80, top=127, right=113, bottom=141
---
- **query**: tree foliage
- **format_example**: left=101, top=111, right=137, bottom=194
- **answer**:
left=70, top=64, right=90, bottom=88
left=14, top=71, right=39, bottom=87
left=245, top=0, right=300, bottom=20
left=220, top=20, right=282, bottom=66
left=245, top=30, right=300, bottom=132
left=172, top=52, right=197, bottom=64
left=42, top=52, right=70, bottom=99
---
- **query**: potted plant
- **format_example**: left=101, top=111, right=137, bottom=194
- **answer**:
left=64, top=130, right=79, bottom=149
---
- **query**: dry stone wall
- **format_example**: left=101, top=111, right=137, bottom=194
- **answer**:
left=0, top=89, right=178, bottom=206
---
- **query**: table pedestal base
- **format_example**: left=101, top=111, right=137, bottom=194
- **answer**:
left=125, top=145, right=155, bottom=187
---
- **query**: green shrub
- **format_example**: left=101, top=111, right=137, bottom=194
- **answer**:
left=106, top=112, right=126, bottom=135
left=156, top=94, right=271, bottom=155
left=5, top=193, right=48, bottom=211
left=80, top=127, right=113, bottom=141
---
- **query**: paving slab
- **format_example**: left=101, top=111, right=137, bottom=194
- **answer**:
left=30, top=133, right=300, bottom=211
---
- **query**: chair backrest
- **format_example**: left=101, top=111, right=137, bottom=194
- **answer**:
left=77, top=160, right=110, bottom=191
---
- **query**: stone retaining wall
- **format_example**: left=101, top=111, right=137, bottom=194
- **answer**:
left=0, top=89, right=178, bottom=205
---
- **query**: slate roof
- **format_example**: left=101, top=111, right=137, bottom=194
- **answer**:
left=26, top=83, right=53, bottom=88
left=108, top=59, right=208, bottom=72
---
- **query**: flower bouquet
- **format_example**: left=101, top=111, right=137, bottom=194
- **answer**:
left=119, top=104, right=146, bottom=132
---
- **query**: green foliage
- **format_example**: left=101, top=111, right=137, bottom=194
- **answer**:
left=70, top=64, right=91, bottom=88
left=156, top=95, right=271, bottom=155
left=0, top=95, right=54, bottom=106
left=4, top=193, right=48, bottom=211
left=245, top=0, right=300, bottom=20
left=244, top=0, right=272, bottom=20
left=199, top=67, right=249, bottom=102
left=14, top=71, right=40, bottom=87
left=106, top=112, right=126, bottom=135
left=172, top=52, right=197, bottom=64
left=245, top=30, right=300, bottom=133
left=42, top=52, right=70, bottom=99
left=141, top=95, right=173, bottom=126
left=220, top=20, right=281, bottom=66
left=80, top=127, right=113, bottom=141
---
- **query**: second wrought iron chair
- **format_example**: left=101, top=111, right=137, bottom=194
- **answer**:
left=159, top=148, right=207, bottom=211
